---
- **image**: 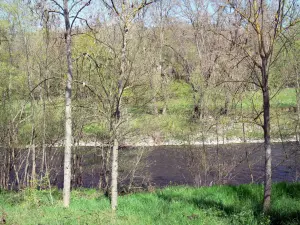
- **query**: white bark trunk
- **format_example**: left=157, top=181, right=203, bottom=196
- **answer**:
left=63, top=0, right=73, bottom=208
left=111, top=138, right=119, bottom=211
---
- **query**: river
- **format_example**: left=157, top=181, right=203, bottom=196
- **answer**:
left=56, top=142, right=300, bottom=189
left=1, top=142, right=299, bottom=190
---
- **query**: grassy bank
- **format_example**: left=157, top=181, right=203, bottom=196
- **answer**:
left=1, top=182, right=300, bottom=225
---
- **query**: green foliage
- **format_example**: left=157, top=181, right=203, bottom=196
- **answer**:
left=129, top=84, right=298, bottom=142
left=18, top=122, right=32, bottom=144
left=83, top=122, right=110, bottom=139
left=1, top=183, right=300, bottom=224
left=270, top=182, right=300, bottom=225
left=169, top=80, right=193, bottom=99
left=132, top=113, right=195, bottom=140
left=271, top=88, right=297, bottom=108
left=153, top=80, right=194, bottom=115
left=158, top=98, right=193, bottom=115
left=238, top=88, right=296, bottom=110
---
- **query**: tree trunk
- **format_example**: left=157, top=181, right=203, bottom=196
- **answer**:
left=31, top=141, right=36, bottom=186
left=23, top=27, right=36, bottom=188
left=150, top=76, right=158, bottom=115
left=98, top=143, right=110, bottom=193
left=295, top=68, right=300, bottom=181
left=12, top=148, right=20, bottom=190
left=241, top=101, right=246, bottom=143
left=296, top=68, right=300, bottom=142
left=63, top=0, right=73, bottom=208
left=159, top=4, right=167, bottom=115
left=110, top=22, right=128, bottom=211
left=262, top=60, right=272, bottom=213
left=111, top=138, right=119, bottom=211
left=23, top=148, right=30, bottom=187
left=216, top=118, right=221, bottom=183
left=30, top=120, right=36, bottom=187
left=192, top=87, right=203, bottom=119
left=5, top=148, right=11, bottom=189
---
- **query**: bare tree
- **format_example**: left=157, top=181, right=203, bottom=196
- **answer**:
left=221, top=0, right=300, bottom=212
left=101, top=0, right=156, bottom=211
left=47, top=0, right=91, bottom=207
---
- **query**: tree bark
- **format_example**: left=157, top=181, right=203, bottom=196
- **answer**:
left=110, top=23, right=128, bottom=211
left=262, top=60, right=272, bottom=213
left=159, top=3, right=167, bottom=115
left=111, top=138, right=119, bottom=211
left=31, top=140, right=36, bottom=186
left=63, top=0, right=73, bottom=208
left=296, top=67, right=300, bottom=142
left=150, top=75, right=158, bottom=115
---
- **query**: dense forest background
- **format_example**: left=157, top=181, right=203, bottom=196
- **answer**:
left=0, top=0, right=300, bottom=212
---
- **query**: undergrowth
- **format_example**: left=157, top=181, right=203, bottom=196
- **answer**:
left=1, top=182, right=300, bottom=224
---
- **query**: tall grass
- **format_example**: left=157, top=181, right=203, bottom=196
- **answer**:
left=1, top=182, right=300, bottom=224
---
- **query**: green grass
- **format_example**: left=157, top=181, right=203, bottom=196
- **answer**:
left=1, top=183, right=300, bottom=224
left=241, top=88, right=297, bottom=110
left=77, top=85, right=299, bottom=144
left=271, top=88, right=297, bottom=108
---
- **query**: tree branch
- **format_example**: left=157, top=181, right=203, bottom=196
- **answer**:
left=49, top=0, right=64, bottom=11
left=70, top=0, right=91, bottom=30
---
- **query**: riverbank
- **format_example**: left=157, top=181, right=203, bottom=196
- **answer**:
left=1, top=182, right=300, bottom=224
left=48, top=136, right=298, bottom=148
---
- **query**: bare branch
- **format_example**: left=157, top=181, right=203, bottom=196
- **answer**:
left=70, top=16, right=93, bottom=30
left=101, top=0, right=119, bottom=16
left=48, top=10, right=64, bottom=16
left=70, top=0, right=84, bottom=12
left=215, top=79, right=259, bottom=87
left=30, top=77, right=61, bottom=94
left=49, top=0, right=64, bottom=11
left=70, top=0, right=91, bottom=29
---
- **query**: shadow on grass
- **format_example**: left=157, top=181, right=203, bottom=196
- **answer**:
left=157, top=183, right=300, bottom=225
left=273, top=182, right=300, bottom=199
left=157, top=185, right=261, bottom=220
left=270, top=182, right=300, bottom=225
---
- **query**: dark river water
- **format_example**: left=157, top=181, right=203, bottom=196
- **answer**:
left=52, top=142, right=300, bottom=189
left=3, top=142, right=300, bottom=189
left=145, top=142, right=300, bottom=186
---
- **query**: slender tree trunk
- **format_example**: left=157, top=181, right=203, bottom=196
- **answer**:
left=31, top=140, right=36, bottom=186
left=110, top=22, right=128, bottom=211
left=5, top=148, right=10, bottom=189
left=23, top=148, right=30, bottom=186
left=30, top=120, right=36, bottom=186
left=41, top=108, right=46, bottom=180
left=216, top=118, right=221, bottom=183
left=192, top=28, right=206, bottom=119
left=111, top=138, right=119, bottom=211
left=12, top=148, right=20, bottom=189
left=295, top=68, right=300, bottom=181
left=159, top=4, right=167, bottom=115
left=246, top=150, right=254, bottom=183
left=98, top=142, right=104, bottom=190
left=191, top=84, right=203, bottom=119
left=241, top=101, right=246, bottom=143
left=23, top=31, right=36, bottom=187
left=296, top=68, right=300, bottom=142
left=201, top=127, right=207, bottom=185
left=105, top=147, right=111, bottom=193
left=262, top=61, right=272, bottom=213
left=150, top=76, right=158, bottom=115
left=63, top=0, right=73, bottom=208
left=41, top=19, right=49, bottom=180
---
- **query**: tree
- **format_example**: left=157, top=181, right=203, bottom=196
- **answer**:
left=101, top=0, right=156, bottom=211
left=47, top=0, right=91, bottom=207
left=221, top=0, right=300, bottom=212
